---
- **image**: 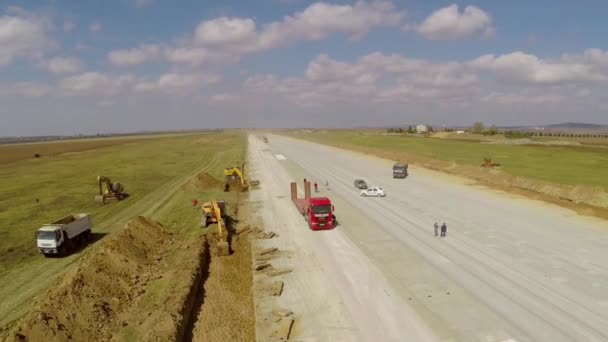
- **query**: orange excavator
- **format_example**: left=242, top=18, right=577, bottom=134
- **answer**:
left=95, top=176, right=126, bottom=204
left=201, top=200, right=229, bottom=256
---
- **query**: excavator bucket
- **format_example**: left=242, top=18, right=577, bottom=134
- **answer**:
left=217, top=239, right=229, bottom=256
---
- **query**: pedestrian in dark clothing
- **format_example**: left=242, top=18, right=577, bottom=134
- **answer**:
left=314, top=181, right=318, bottom=192
left=441, top=222, right=447, bottom=237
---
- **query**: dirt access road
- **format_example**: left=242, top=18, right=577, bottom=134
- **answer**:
left=252, top=134, right=608, bottom=342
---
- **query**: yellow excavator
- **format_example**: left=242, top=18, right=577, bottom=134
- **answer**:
left=201, top=200, right=229, bottom=256
left=95, top=176, right=126, bottom=204
left=223, top=163, right=249, bottom=192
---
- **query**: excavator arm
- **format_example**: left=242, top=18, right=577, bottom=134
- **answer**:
left=212, top=201, right=225, bottom=239
left=97, top=176, right=113, bottom=195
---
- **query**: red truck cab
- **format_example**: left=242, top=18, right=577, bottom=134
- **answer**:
left=291, top=182, right=335, bottom=230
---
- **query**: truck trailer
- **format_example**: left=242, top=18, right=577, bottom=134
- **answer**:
left=36, top=213, right=92, bottom=257
left=291, top=181, right=335, bottom=230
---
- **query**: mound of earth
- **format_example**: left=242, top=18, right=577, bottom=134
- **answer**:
left=183, top=172, right=223, bottom=191
left=7, top=216, right=174, bottom=342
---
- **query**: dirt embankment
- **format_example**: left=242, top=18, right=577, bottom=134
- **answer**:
left=191, top=197, right=255, bottom=342
left=4, top=217, right=176, bottom=341
left=182, top=172, right=223, bottom=191
left=2, top=193, right=256, bottom=342
left=3, top=216, right=211, bottom=342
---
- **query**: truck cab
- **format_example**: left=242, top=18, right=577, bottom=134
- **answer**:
left=306, top=198, right=335, bottom=230
left=36, top=227, right=64, bottom=254
left=393, top=163, right=408, bottom=178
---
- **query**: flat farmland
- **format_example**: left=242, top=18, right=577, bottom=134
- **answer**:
left=0, top=132, right=249, bottom=328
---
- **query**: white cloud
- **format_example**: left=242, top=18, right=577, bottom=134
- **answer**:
left=135, top=72, right=221, bottom=93
left=108, top=44, right=162, bottom=66
left=60, top=72, right=136, bottom=96
left=417, top=4, right=493, bottom=40
left=160, top=1, right=404, bottom=66
left=163, top=47, right=237, bottom=66
left=39, top=57, right=84, bottom=74
left=0, top=8, right=50, bottom=67
left=63, top=20, right=75, bottom=32
left=244, top=51, right=608, bottom=107
left=195, top=17, right=257, bottom=46
left=89, top=21, right=102, bottom=32
left=0, top=82, right=50, bottom=97
left=470, top=51, right=605, bottom=84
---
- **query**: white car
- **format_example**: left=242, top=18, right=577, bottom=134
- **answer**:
left=360, top=187, right=386, bottom=197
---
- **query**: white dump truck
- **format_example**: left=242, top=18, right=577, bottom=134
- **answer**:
left=36, top=213, right=92, bottom=257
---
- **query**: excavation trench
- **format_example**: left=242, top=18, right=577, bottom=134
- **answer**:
left=1, top=195, right=253, bottom=342
left=176, top=238, right=211, bottom=342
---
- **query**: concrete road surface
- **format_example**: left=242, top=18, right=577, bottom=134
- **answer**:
left=251, top=134, right=608, bottom=342
left=248, top=136, right=437, bottom=341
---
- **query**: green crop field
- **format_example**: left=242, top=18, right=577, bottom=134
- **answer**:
left=0, top=132, right=246, bottom=327
left=290, top=131, right=608, bottom=189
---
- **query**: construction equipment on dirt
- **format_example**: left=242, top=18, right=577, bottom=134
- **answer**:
left=481, top=158, right=501, bottom=168
left=201, top=200, right=226, bottom=227
left=95, top=176, right=126, bottom=204
left=201, top=200, right=229, bottom=256
left=224, top=163, right=249, bottom=192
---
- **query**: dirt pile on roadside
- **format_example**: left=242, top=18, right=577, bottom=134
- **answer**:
left=7, top=216, right=174, bottom=342
left=182, top=172, right=223, bottom=191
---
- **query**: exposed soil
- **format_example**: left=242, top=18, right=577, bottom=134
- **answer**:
left=4, top=216, right=176, bottom=342
left=191, top=198, right=255, bottom=342
left=182, top=172, right=224, bottom=191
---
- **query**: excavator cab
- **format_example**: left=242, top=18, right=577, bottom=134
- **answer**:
left=201, top=200, right=226, bottom=227
left=95, top=175, right=126, bottom=204
left=223, top=164, right=249, bottom=192
left=200, top=200, right=229, bottom=256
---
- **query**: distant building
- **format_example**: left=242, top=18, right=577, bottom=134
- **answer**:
left=416, top=124, right=428, bottom=133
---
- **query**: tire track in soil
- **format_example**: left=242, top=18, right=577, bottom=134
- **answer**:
left=0, top=152, right=222, bottom=328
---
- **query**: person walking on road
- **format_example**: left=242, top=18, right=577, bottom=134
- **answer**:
left=193, top=199, right=198, bottom=208
left=314, top=181, right=318, bottom=192
left=434, top=221, right=439, bottom=236
left=441, top=222, right=447, bottom=237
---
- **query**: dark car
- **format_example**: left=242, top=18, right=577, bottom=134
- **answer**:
left=354, top=179, right=368, bottom=189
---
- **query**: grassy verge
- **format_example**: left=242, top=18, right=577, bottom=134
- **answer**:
left=290, top=131, right=608, bottom=188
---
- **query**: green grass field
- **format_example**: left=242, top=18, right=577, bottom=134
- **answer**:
left=292, top=131, right=608, bottom=189
left=0, top=132, right=246, bottom=327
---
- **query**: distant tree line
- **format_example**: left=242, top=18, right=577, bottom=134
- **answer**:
left=471, top=122, right=608, bottom=138
left=386, top=126, right=434, bottom=134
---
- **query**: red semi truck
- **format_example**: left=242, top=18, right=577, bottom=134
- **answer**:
left=291, top=181, right=335, bottom=230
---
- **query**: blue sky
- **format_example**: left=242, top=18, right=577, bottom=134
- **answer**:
left=1, top=0, right=608, bottom=135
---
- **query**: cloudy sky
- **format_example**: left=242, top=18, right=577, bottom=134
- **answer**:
left=1, top=0, right=608, bottom=136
